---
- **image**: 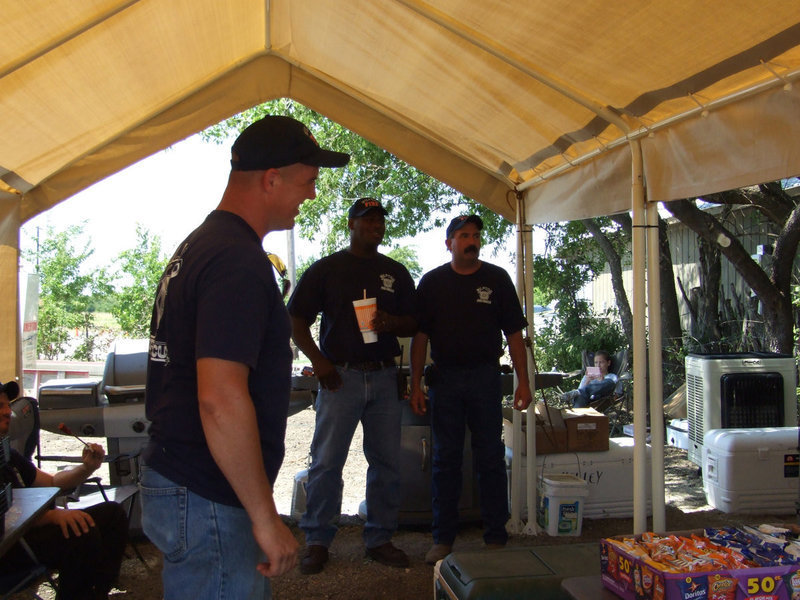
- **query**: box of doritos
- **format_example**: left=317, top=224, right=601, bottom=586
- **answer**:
left=600, top=527, right=800, bottom=600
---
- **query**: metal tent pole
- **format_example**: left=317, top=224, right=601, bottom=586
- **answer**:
left=646, top=200, right=666, bottom=532
left=630, top=140, right=649, bottom=534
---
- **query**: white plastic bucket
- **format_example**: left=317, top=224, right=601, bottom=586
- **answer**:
left=536, top=473, right=589, bottom=536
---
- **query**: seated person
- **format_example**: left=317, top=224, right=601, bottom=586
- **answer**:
left=562, top=350, right=619, bottom=408
left=0, top=380, right=128, bottom=600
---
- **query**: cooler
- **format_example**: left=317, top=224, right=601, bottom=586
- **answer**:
left=666, top=418, right=688, bottom=450
left=702, top=426, right=799, bottom=513
left=358, top=403, right=481, bottom=525
left=434, top=544, right=600, bottom=600
left=506, top=437, right=652, bottom=519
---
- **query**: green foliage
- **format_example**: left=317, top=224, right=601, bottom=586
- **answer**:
left=110, top=225, right=169, bottom=337
left=533, top=310, right=626, bottom=374
left=385, top=246, right=422, bottom=280
left=529, top=220, right=627, bottom=373
left=202, top=99, right=514, bottom=254
left=23, top=223, right=111, bottom=360
left=22, top=224, right=169, bottom=360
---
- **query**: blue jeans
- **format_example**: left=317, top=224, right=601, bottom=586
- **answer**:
left=139, top=464, right=271, bottom=600
left=300, top=365, right=402, bottom=548
left=575, top=379, right=618, bottom=407
left=429, top=364, right=509, bottom=546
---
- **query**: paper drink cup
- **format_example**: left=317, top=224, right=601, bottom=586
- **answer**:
left=352, top=297, right=378, bottom=343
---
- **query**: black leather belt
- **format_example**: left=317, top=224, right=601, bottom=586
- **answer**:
left=334, top=359, right=396, bottom=371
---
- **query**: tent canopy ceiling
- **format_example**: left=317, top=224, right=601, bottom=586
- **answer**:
left=2, top=0, right=800, bottom=226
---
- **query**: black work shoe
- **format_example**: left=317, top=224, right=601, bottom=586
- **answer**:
left=300, top=544, right=329, bottom=575
left=365, top=542, right=410, bottom=568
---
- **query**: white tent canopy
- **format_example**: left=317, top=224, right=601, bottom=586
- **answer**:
left=2, top=0, right=800, bottom=532
left=4, top=2, right=799, bottom=225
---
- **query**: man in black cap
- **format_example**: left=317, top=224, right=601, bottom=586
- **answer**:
left=142, top=115, right=349, bottom=598
left=410, top=214, right=532, bottom=565
left=288, top=198, right=416, bottom=574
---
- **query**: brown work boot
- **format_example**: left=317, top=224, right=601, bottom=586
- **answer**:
left=365, top=542, right=410, bottom=568
left=300, top=544, right=329, bottom=575
left=424, top=543, right=453, bottom=565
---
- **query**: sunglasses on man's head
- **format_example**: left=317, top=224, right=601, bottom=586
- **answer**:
left=266, top=252, right=291, bottom=298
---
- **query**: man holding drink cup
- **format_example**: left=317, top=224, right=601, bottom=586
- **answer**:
left=288, top=197, right=416, bottom=574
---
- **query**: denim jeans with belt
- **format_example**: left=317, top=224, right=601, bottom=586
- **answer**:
left=300, top=365, right=402, bottom=548
left=429, top=363, right=509, bottom=546
left=139, top=463, right=272, bottom=600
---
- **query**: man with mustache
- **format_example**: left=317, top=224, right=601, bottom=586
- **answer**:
left=409, top=214, right=532, bottom=565
left=288, top=198, right=416, bottom=574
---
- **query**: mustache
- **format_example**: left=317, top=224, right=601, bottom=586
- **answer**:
left=465, top=245, right=479, bottom=254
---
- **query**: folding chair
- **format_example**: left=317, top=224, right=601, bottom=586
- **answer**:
left=580, top=349, right=632, bottom=435
left=4, top=399, right=58, bottom=599
left=8, top=396, right=40, bottom=461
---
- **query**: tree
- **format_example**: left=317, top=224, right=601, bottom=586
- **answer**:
left=202, top=99, right=514, bottom=254
left=111, top=225, right=169, bottom=338
left=663, top=182, right=800, bottom=354
left=24, top=224, right=111, bottom=360
left=529, top=221, right=626, bottom=373
left=385, top=247, right=423, bottom=281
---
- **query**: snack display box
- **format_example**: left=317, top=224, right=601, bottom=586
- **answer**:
left=600, top=530, right=800, bottom=600
left=505, top=437, right=651, bottom=519
left=703, top=427, right=799, bottom=514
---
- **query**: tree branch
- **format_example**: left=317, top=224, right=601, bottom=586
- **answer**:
left=772, top=201, right=800, bottom=294
left=581, top=218, right=633, bottom=344
left=663, top=199, right=776, bottom=302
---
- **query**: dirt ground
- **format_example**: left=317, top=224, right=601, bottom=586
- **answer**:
left=18, top=408, right=798, bottom=600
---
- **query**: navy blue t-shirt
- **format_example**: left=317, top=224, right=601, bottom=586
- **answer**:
left=144, top=210, right=292, bottom=507
left=287, top=250, right=415, bottom=362
left=416, top=262, right=526, bottom=367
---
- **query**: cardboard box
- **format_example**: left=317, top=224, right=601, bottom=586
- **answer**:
left=502, top=402, right=567, bottom=455
left=600, top=530, right=800, bottom=600
left=563, top=408, right=609, bottom=452
left=502, top=418, right=568, bottom=456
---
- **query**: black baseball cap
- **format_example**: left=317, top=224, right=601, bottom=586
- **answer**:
left=0, top=381, right=19, bottom=400
left=446, top=214, right=483, bottom=238
left=348, top=198, right=388, bottom=219
left=230, top=115, right=351, bottom=171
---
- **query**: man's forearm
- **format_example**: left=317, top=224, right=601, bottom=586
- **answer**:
left=391, top=315, right=417, bottom=338
left=198, top=358, right=281, bottom=526
left=52, top=463, right=95, bottom=491
left=506, top=330, right=530, bottom=385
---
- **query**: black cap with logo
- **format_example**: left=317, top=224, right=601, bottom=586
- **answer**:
left=446, top=214, right=483, bottom=238
left=348, top=198, right=388, bottom=219
left=231, top=116, right=351, bottom=171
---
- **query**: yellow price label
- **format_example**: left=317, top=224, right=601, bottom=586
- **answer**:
left=746, top=575, right=776, bottom=594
